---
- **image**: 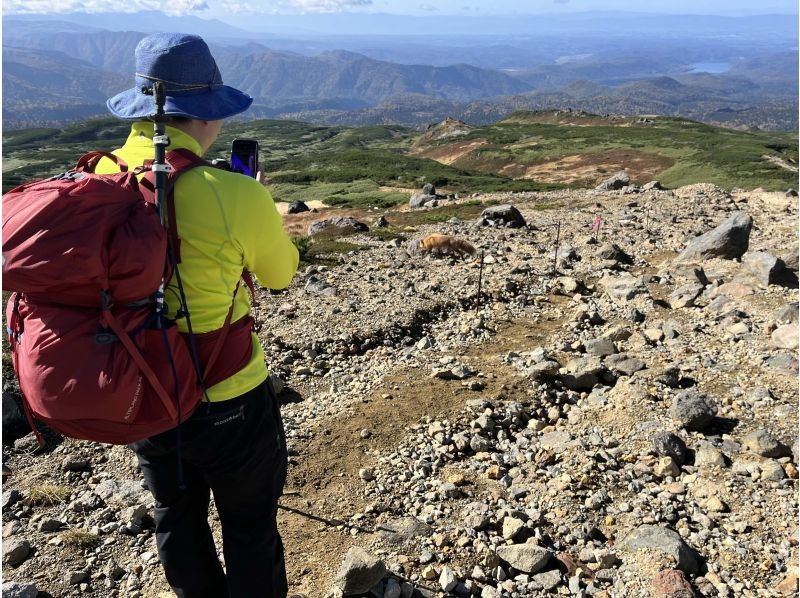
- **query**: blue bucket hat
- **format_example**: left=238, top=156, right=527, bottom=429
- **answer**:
left=107, top=33, right=252, bottom=121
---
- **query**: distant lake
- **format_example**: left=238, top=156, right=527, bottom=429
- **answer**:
left=688, top=62, right=731, bottom=74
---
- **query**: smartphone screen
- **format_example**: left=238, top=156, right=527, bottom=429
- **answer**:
left=230, top=139, right=259, bottom=178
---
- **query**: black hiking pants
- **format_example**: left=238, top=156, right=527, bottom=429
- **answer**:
left=131, top=380, right=288, bottom=598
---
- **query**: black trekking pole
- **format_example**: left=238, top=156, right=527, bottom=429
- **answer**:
left=146, top=82, right=209, bottom=399
left=150, top=82, right=171, bottom=320
left=151, top=82, right=170, bottom=221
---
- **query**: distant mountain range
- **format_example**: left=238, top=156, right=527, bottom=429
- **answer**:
left=2, top=12, right=797, bottom=131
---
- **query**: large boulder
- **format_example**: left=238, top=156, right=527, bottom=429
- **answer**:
left=480, top=204, right=526, bottom=228
left=596, top=171, right=630, bottom=191
left=333, top=547, right=387, bottom=596
left=599, top=273, right=648, bottom=302
left=308, top=216, right=368, bottom=237
left=674, top=212, right=753, bottom=263
left=620, top=525, right=701, bottom=574
left=409, top=192, right=437, bottom=208
left=743, top=251, right=787, bottom=285
left=1, top=582, right=38, bottom=598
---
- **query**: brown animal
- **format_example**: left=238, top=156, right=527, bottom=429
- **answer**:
left=409, top=234, right=476, bottom=258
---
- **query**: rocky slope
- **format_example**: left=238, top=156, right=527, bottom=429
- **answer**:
left=2, top=183, right=798, bottom=598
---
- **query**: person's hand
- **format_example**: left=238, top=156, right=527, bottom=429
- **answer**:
left=256, top=168, right=268, bottom=187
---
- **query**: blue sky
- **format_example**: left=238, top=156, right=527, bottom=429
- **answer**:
left=4, top=0, right=797, bottom=17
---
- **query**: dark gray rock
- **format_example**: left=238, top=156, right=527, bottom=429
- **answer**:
left=2, top=392, right=25, bottom=433
left=470, top=434, right=492, bottom=453
left=595, top=171, right=630, bottom=191
left=528, top=360, right=561, bottom=380
left=743, top=251, right=786, bottom=285
left=480, top=204, right=526, bottom=228
left=2, top=489, right=21, bottom=511
left=628, top=308, right=646, bottom=323
left=596, top=243, right=632, bottom=264
left=772, top=302, right=798, bottom=324
left=669, top=284, right=704, bottom=309
left=620, top=525, right=701, bottom=574
left=584, top=337, right=616, bottom=357
left=562, top=357, right=603, bottom=391
left=37, top=518, right=64, bottom=532
left=654, top=366, right=681, bottom=388
left=531, top=569, right=562, bottom=591
left=379, top=517, right=432, bottom=548
left=13, top=434, right=42, bottom=453
left=304, top=275, right=336, bottom=297
left=287, top=200, right=309, bottom=214
left=1, top=582, right=38, bottom=598
left=604, top=355, right=646, bottom=376
left=65, top=571, right=89, bottom=585
left=422, top=183, right=436, bottom=196
left=496, top=543, right=552, bottom=574
left=652, top=432, right=688, bottom=466
left=3, top=538, right=31, bottom=566
left=62, top=456, right=90, bottom=472
left=674, top=212, right=753, bottom=263
left=333, top=547, right=387, bottom=596
left=669, top=390, right=717, bottom=432
left=307, top=216, right=368, bottom=237
left=642, top=180, right=663, bottom=191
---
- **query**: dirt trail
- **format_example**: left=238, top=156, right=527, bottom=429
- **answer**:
left=762, top=154, right=798, bottom=173
left=280, top=310, right=567, bottom=596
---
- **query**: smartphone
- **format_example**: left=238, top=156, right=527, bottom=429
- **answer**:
left=230, top=139, right=259, bottom=178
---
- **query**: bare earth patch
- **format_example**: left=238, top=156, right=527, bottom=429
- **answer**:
left=762, top=154, right=798, bottom=173
left=521, top=149, right=675, bottom=185
left=410, top=138, right=489, bottom=165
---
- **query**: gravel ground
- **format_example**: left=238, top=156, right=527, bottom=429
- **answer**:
left=2, top=184, right=798, bottom=598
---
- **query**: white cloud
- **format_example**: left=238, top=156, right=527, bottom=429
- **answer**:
left=217, top=0, right=266, bottom=14
left=277, top=0, right=372, bottom=13
left=3, top=0, right=375, bottom=16
left=4, top=0, right=207, bottom=15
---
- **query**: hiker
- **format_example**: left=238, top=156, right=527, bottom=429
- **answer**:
left=99, top=33, right=299, bottom=597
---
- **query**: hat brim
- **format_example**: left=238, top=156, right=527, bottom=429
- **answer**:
left=107, top=85, right=253, bottom=120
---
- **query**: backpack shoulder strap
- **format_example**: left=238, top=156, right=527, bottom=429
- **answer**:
left=140, top=149, right=210, bottom=264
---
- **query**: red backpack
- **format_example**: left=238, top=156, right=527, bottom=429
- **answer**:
left=3, top=149, right=254, bottom=445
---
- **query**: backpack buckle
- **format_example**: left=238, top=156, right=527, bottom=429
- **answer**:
left=100, top=290, right=114, bottom=311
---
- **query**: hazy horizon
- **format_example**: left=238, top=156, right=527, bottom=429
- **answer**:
left=3, top=0, right=798, bottom=21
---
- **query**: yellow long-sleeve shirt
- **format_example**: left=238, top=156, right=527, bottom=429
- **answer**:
left=96, top=122, right=298, bottom=401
